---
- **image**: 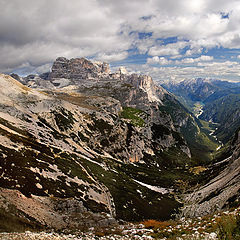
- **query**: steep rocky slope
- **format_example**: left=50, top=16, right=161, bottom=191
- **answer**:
left=183, top=129, right=240, bottom=218
left=0, top=58, right=225, bottom=231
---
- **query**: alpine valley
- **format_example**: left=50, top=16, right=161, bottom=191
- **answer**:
left=0, top=58, right=239, bottom=237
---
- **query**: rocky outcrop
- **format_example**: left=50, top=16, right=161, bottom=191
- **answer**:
left=49, top=57, right=111, bottom=80
left=0, top=188, right=116, bottom=230
left=25, top=74, right=56, bottom=89
left=10, top=73, right=21, bottom=82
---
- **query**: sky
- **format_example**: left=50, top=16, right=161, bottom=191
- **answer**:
left=2, top=0, right=240, bottom=82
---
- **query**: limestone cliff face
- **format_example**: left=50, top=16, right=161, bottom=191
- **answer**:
left=49, top=57, right=110, bottom=80
left=127, top=74, right=164, bottom=104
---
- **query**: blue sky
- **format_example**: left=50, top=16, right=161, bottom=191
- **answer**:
left=2, top=0, right=240, bottom=82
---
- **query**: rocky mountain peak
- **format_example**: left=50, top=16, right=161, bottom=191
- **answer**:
left=9, top=57, right=168, bottom=107
left=94, top=61, right=111, bottom=74
left=49, top=57, right=111, bottom=80
left=126, top=73, right=166, bottom=103
left=118, top=66, right=128, bottom=75
left=45, top=57, right=166, bottom=104
left=0, top=74, right=30, bottom=95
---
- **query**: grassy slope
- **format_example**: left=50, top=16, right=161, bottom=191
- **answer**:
left=119, top=107, right=146, bottom=127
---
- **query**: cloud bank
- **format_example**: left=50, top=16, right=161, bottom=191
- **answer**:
left=1, top=0, right=240, bottom=81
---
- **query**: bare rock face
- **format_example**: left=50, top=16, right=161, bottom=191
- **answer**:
left=10, top=73, right=27, bottom=85
left=0, top=188, right=116, bottom=230
left=49, top=57, right=111, bottom=80
left=94, top=61, right=111, bottom=74
left=119, top=66, right=127, bottom=75
left=10, top=73, right=21, bottom=82
left=24, top=74, right=55, bottom=89
left=126, top=74, right=165, bottom=105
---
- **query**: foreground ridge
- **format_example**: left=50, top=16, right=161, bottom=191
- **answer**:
left=0, top=206, right=239, bottom=239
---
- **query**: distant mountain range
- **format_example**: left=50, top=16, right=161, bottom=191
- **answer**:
left=162, top=78, right=240, bottom=143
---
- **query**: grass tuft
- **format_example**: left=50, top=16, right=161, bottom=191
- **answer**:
left=120, top=107, right=145, bottom=127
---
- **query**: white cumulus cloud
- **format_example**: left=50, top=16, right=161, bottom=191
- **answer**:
left=147, top=56, right=172, bottom=65
left=1, top=0, right=240, bottom=81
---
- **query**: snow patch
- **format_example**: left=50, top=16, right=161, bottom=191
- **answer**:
left=36, top=183, right=43, bottom=189
left=133, top=179, right=173, bottom=194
